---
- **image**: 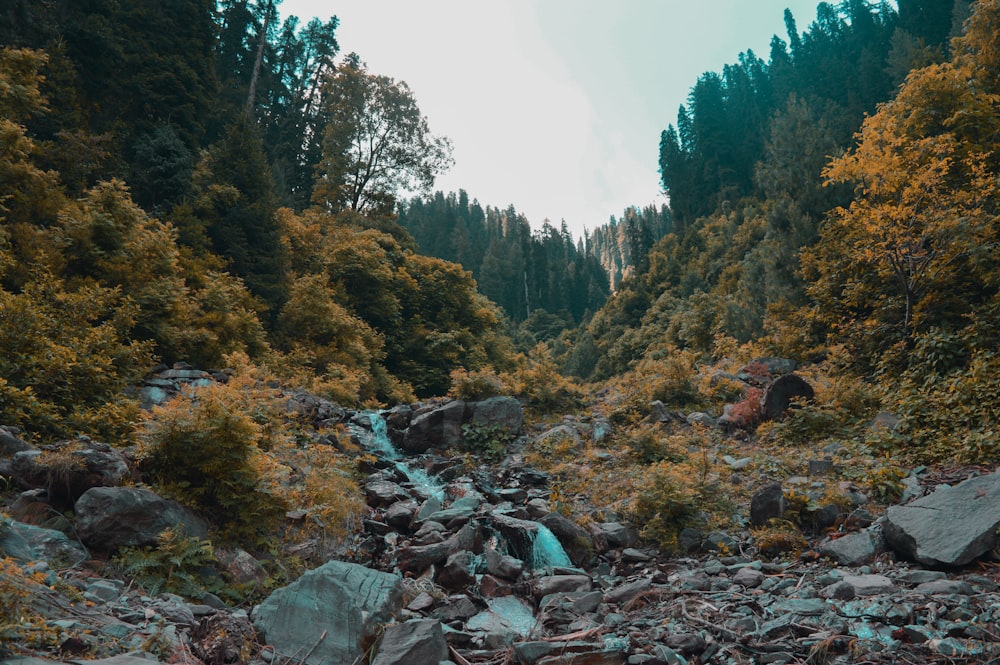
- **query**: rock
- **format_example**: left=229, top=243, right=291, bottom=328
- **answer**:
left=0, top=517, right=88, bottom=564
left=914, top=579, right=975, bottom=595
left=365, top=478, right=410, bottom=508
left=252, top=560, right=403, bottom=665
left=531, top=575, right=592, bottom=599
left=842, top=574, right=895, bottom=596
left=75, top=486, right=208, bottom=552
left=467, top=396, right=524, bottom=436
left=761, top=374, right=814, bottom=421
left=686, top=412, right=719, bottom=428
left=604, top=577, right=652, bottom=605
left=285, top=391, right=346, bottom=425
left=0, top=426, right=33, bottom=456
left=216, top=548, right=266, bottom=585
left=11, top=438, right=131, bottom=504
left=817, top=529, right=883, bottom=566
left=648, top=400, right=671, bottom=423
left=397, top=523, right=477, bottom=574
left=750, top=482, right=787, bottom=527
left=193, top=612, right=257, bottom=665
left=403, top=400, right=467, bottom=453
left=732, top=567, right=765, bottom=588
left=467, top=596, right=538, bottom=647
left=372, top=619, right=447, bottom=665
left=883, top=469, right=1000, bottom=566
left=740, top=357, right=798, bottom=379
left=437, top=550, right=477, bottom=590
left=538, top=512, right=593, bottom=567
left=485, top=547, right=524, bottom=581
left=598, top=522, right=638, bottom=549
left=535, top=425, right=581, bottom=447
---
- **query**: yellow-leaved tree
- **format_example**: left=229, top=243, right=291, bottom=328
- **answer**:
left=804, top=0, right=1000, bottom=371
left=802, top=0, right=1000, bottom=463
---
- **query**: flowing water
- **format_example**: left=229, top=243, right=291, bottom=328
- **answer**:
left=359, top=410, right=573, bottom=569
left=365, top=412, right=446, bottom=502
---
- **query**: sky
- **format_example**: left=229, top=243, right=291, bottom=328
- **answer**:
left=280, top=0, right=826, bottom=238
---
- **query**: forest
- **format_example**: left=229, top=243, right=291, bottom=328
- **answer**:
left=5, top=0, right=1000, bottom=659
left=2, top=0, right=998, bottom=457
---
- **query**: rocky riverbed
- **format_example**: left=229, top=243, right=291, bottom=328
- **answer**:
left=2, top=369, right=1000, bottom=665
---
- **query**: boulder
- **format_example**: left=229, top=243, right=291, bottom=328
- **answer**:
left=372, top=619, right=448, bottom=665
left=467, top=396, right=524, bottom=435
left=75, top=486, right=208, bottom=552
left=761, top=374, right=814, bottom=421
left=538, top=512, right=593, bottom=567
left=883, top=470, right=1000, bottom=566
left=252, top=560, right=403, bottom=665
left=817, top=529, right=884, bottom=566
left=11, top=438, right=131, bottom=504
left=0, top=517, right=88, bottom=565
left=402, top=401, right=467, bottom=453
left=750, top=482, right=787, bottom=527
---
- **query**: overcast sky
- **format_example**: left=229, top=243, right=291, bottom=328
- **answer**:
left=281, top=0, right=827, bottom=238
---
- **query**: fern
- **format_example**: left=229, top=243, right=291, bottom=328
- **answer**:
left=114, top=528, right=218, bottom=599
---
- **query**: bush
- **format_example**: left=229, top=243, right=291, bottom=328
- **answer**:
left=448, top=368, right=504, bottom=400
left=137, top=367, right=286, bottom=543
left=628, top=461, right=702, bottom=549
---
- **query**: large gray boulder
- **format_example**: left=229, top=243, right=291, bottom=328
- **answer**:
left=75, top=486, right=208, bottom=552
left=372, top=619, right=447, bottom=665
left=252, top=560, right=403, bottom=665
left=402, top=401, right=467, bottom=453
left=467, top=396, right=524, bottom=434
left=884, top=470, right=1000, bottom=566
left=401, top=398, right=525, bottom=453
left=0, top=517, right=88, bottom=565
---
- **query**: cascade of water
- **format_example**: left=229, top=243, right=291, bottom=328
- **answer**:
left=529, top=524, right=573, bottom=570
left=367, top=412, right=445, bottom=501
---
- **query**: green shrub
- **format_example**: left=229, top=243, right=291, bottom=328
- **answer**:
left=461, top=423, right=511, bottom=463
left=113, top=528, right=219, bottom=599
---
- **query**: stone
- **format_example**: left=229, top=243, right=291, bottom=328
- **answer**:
left=467, top=596, right=538, bottom=647
left=883, top=469, right=1000, bottom=566
left=842, top=574, right=894, bottom=596
left=531, top=575, right=592, bottom=599
left=364, top=478, right=409, bottom=508
left=599, top=522, right=638, bottom=549
left=914, top=579, right=975, bottom=595
left=437, top=550, right=477, bottom=590
left=372, top=619, right=447, bottom=665
left=750, top=483, right=787, bottom=527
left=484, top=547, right=524, bottom=581
left=252, top=560, right=403, bottom=665
left=403, top=400, right=467, bottom=453
left=0, top=517, right=88, bottom=565
left=467, top=396, right=524, bottom=436
left=817, top=530, right=883, bottom=566
left=11, top=438, right=131, bottom=504
left=604, top=577, right=652, bottom=606
left=732, top=567, right=765, bottom=588
left=75, top=486, right=208, bottom=552
left=397, top=523, right=477, bottom=574
left=761, top=374, right=814, bottom=421
left=539, top=512, right=593, bottom=567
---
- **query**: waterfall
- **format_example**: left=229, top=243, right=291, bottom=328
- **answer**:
left=367, top=412, right=445, bottom=501
left=530, top=524, right=573, bottom=570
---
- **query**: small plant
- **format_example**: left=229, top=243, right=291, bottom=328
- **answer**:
left=728, top=387, right=764, bottom=430
left=461, top=423, right=512, bottom=463
left=113, top=527, right=219, bottom=599
left=0, top=556, right=61, bottom=652
left=628, top=460, right=702, bottom=550
left=752, top=519, right=808, bottom=558
left=865, top=460, right=908, bottom=503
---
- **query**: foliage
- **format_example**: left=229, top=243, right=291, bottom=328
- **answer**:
left=503, top=344, right=584, bottom=415
left=623, top=422, right=690, bottom=464
left=628, top=460, right=703, bottom=550
left=448, top=368, right=505, bottom=401
left=313, top=55, right=453, bottom=216
left=460, top=423, right=512, bottom=463
left=864, top=460, right=908, bottom=503
left=137, top=367, right=287, bottom=543
left=0, top=270, right=151, bottom=442
left=113, top=528, right=219, bottom=599
left=0, top=555, right=60, bottom=652
left=752, top=519, right=808, bottom=559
